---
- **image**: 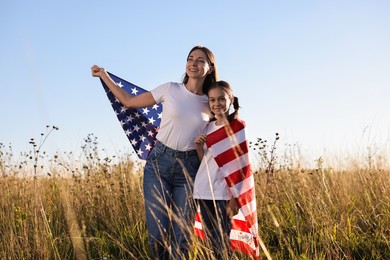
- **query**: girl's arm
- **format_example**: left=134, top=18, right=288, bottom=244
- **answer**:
left=91, top=65, right=156, bottom=108
left=194, top=134, right=206, bottom=161
left=227, top=197, right=239, bottom=218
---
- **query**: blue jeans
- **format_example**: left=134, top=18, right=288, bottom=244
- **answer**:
left=143, top=141, right=200, bottom=259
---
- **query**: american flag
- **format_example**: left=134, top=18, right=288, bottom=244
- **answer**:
left=100, top=72, right=162, bottom=160
left=194, top=119, right=260, bottom=259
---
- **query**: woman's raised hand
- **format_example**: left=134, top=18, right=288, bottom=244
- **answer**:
left=91, top=65, right=105, bottom=77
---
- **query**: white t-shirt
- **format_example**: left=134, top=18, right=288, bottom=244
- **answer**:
left=193, top=121, right=232, bottom=200
left=151, top=82, right=210, bottom=151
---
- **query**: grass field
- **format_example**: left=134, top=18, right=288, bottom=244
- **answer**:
left=1, top=131, right=389, bottom=259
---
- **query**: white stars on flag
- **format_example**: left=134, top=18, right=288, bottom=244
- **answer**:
left=125, top=129, right=132, bottom=136
left=127, top=115, right=134, bottom=122
left=141, top=121, right=148, bottom=128
left=133, top=125, right=140, bottom=132
left=100, top=72, right=162, bottom=160
left=142, top=107, right=150, bottom=115
left=131, top=87, right=139, bottom=95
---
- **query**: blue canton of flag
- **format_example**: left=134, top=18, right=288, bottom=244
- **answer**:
left=100, top=72, right=162, bottom=160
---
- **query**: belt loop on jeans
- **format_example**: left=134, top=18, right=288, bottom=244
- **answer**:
left=156, top=140, right=197, bottom=159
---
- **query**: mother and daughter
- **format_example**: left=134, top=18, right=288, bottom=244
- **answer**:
left=92, top=46, right=257, bottom=259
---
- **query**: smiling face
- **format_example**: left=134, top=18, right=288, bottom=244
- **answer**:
left=208, top=87, right=233, bottom=117
left=185, top=49, right=213, bottom=80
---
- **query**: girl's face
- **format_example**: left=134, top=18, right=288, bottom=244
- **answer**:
left=208, top=87, right=233, bottom=117
left=186, top=49, right=212, bottom=79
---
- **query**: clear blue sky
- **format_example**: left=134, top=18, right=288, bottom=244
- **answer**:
left=1, top=1, right=389, bottom=167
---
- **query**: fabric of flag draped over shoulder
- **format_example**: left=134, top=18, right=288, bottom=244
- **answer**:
left=100, top=72, right=162, bottom=160
left=194, top=119, right=259, bottom=259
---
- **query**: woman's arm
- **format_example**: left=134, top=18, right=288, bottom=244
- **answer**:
left=91, top=65, right=156, bottom=108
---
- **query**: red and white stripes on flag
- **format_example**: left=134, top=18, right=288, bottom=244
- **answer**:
left=194, top=119, right=259, bottom=259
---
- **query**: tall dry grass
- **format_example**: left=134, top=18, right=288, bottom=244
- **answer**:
left=1, top=130, right=390, bottom=259
left=0, top=157, right=149, bottom=259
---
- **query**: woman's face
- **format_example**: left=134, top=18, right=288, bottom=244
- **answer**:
left=208, top=87, right=232, bottom=117
left=186, top=49, right=212, bottom=80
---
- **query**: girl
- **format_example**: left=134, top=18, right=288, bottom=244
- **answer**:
left=91, top=46, right=218, bottom=259
left=193, top=80, right=241, bottom=259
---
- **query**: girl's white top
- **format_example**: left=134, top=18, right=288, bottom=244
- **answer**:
left=193, top=121, right=232, bottom=200
left=151, top=82, right=210, bottom=151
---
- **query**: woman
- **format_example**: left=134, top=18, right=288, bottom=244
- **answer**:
left=91, top=46, right=218, bottom=259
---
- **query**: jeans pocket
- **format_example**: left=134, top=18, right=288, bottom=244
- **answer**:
left=149, top=146, right=163, bottom=162
left=186, top=155, right=201, bottom=176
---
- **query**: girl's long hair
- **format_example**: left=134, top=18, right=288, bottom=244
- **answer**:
left=208, top=80, right=239, bottom=123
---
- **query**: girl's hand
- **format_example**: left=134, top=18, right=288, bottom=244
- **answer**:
left=91, top=65, right=105, bottom=78
left=227, top=198, right=239, bottom=218
left=194, top=134, right=206, bottom=160
left=194, top=134, right=207, bottom=145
